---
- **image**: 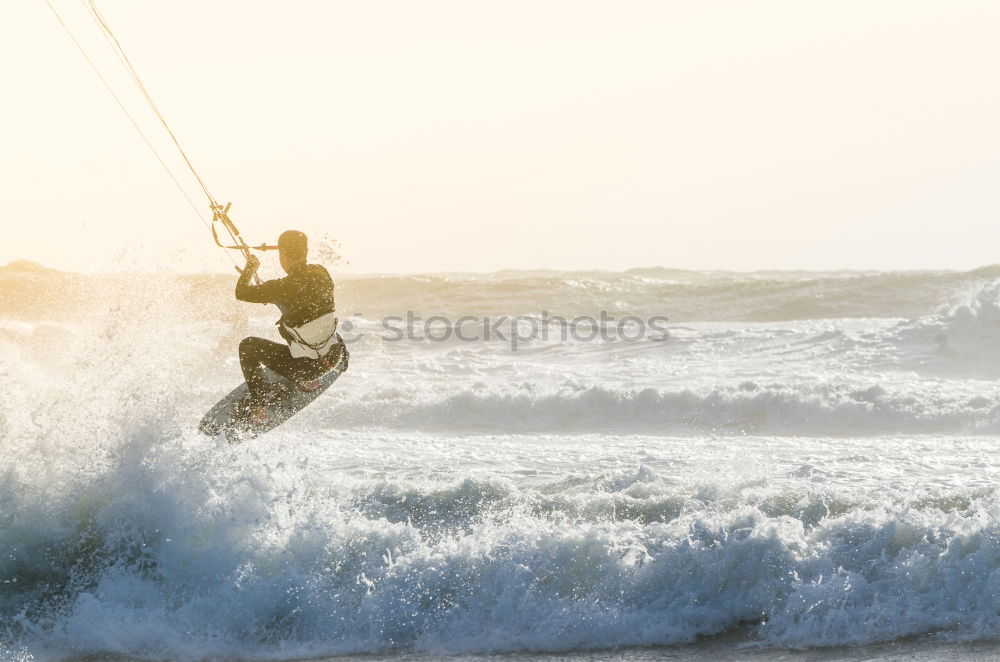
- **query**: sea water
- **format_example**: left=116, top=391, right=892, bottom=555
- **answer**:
left=5, top=261, right=1000, bottom=661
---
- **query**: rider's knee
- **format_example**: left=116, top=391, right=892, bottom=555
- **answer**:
left=239, top=336, right=257, bottom=355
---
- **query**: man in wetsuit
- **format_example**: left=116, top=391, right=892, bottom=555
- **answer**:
left=236, top=230, right=346, bottom=424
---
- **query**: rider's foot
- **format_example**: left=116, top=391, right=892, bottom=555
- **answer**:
left=298, top=379, right=322, bottom=392
left=249, top=405, right=270, bottom=427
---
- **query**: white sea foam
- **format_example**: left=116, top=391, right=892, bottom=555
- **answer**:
left=5, top=265, right=1000, bottom=659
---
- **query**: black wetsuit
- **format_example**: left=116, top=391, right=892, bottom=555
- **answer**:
left=235, top=263, right=345, bottom=406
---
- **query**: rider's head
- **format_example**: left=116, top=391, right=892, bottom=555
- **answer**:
left=278, top=230, right=308, bottom=273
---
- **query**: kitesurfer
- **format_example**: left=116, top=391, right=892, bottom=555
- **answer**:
left=235, top=230, right=347, bottom=425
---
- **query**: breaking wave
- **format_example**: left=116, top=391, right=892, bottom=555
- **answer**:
left=316, top=380, right=1000, bottom=435
left=5, top=436, right=1000, bottom=660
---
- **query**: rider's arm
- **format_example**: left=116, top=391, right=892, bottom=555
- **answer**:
left=235, top=256, right=282, bottom=304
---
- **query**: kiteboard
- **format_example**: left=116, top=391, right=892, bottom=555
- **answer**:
left=199, top=344, right=348, bottom=443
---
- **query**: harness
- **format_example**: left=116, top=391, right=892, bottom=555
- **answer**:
left=281, top=311, right=339, bottom=359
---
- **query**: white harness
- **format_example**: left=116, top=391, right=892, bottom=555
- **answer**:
left=281, top=311, right=340, bottom=359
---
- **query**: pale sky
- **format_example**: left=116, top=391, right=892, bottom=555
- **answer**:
left=3, top=1, right=1000, bottom=274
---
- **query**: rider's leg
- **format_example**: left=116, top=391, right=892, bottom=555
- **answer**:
left=239, top=337, right=291, bottom=407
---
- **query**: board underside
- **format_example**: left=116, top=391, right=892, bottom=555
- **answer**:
left=199, top=351, right=347, bottom=443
